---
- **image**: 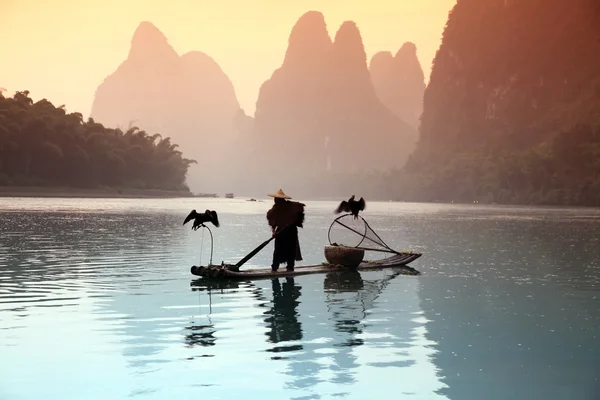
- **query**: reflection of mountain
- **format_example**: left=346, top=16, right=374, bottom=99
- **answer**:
left=415, top=213, right=600, bottom=400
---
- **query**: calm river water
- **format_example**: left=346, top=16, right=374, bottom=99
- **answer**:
left=1, top=197, right=599, bottom=400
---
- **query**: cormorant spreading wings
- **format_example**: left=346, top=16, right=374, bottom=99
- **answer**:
left=334, top=195, right=366, bottom=219
left=183, top=209, right=220, bottom=230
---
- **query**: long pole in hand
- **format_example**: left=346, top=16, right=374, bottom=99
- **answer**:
left=234, top=225, right=291, bottom=269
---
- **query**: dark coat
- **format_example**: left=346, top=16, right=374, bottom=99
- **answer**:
left=266, top=200, right=305, bottom=263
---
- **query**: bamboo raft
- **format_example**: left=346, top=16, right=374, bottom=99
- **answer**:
left=190, top=251, right=422, bottom=281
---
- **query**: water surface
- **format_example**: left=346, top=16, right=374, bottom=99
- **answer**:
left=1, top=198, right=599, bottom=399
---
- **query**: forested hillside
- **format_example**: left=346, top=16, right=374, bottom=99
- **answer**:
left=397, top=0, right=600, bottom=206
left=0, top=91, right=195, bottom=192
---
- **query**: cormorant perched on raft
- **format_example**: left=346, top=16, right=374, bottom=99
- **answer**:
left=183, top=209, right=220, bottom=230
left=335, top=195, right=366, bottom=219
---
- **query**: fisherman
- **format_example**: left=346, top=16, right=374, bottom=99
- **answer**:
left=266, top=189, right=305, bottom=272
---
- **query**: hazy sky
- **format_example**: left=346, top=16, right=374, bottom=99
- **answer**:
left=1, top=0, right=455, bottom=118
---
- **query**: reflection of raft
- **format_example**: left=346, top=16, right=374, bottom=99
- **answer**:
left=190, top=252, right=422, bottom=281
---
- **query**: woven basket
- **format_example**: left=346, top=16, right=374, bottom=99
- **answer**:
left=324, top=245, right=365, bottom=268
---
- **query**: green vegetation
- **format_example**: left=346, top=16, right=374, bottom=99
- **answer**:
left=392, top=124, right=600, bottom=206
left=0, top=91, right=196, bottom=192
left=395, top=0, right=600, bottom=207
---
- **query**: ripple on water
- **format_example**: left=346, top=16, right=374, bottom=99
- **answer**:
left=1, top=201, right=600, bottom=399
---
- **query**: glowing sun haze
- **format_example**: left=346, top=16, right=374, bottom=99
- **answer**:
left=0, top=0, right=456, bottom=118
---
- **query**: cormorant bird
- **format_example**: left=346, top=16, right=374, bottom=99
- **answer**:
left=183, top=209, right=220, bottom=230
left=335, top=195, right=366, bottom=219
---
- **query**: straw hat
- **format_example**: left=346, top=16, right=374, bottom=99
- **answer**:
left=268, top=188, right=292, bottom=199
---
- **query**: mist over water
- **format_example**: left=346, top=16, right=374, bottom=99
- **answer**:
left=1, top=198, right=599, bottom=399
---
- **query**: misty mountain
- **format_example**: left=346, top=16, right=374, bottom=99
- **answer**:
left=90, top=22, right=242, bottom=194
left=370, top=42, right=426, bottom=132
left=237, top=11, right=418, bottom=198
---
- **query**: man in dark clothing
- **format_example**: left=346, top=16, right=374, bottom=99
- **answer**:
left=266, top=189, right=305, bottom=272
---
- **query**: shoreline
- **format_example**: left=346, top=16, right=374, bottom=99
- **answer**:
left=0, top=186, right=193, bottom=199
left=0, top=186, right=597, bottom=208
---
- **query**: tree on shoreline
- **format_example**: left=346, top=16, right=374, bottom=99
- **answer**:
left=0, top=90, right=196, bottom=191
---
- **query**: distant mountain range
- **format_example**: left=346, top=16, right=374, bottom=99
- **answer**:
left=89, top=1, right=600, bottom=206
left=89, top=12, right=425, bottom=198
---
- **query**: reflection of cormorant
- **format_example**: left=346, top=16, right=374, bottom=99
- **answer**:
left=264, top=277, right=303, bottom=354
left=258, top=270, right=406, bottom=393
left=183, top=323, right=216, bottom=348
left=184, top=279, right=246, bottom=349
left=189, top=279, right=241, bottom=293
left=323, top=269, right=404, bottom=383
left=325, top=271, right=367, bottom=350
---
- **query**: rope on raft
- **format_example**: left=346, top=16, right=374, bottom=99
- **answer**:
left=327, top=213, right=402, bottom=255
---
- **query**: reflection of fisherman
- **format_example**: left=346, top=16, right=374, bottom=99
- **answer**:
left=266, top=189, right=305, bottom=272
left=265, top=277, right=303, bottom=345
